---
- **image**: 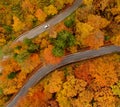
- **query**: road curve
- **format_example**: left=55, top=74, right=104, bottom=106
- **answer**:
left=7, top=45, right=120, bottom=107
left=13, top=0, right=83, bottom=43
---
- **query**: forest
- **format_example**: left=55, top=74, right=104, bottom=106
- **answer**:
left=0, top=0, right=120, bottom=106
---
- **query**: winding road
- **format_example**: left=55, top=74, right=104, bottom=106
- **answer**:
left=6, top=0, right=120, bottom=107
left=13, top=0, right=83, bottom=43
left=7, top=45, right=120, bottom=107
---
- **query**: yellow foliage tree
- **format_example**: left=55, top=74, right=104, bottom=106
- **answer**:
left=75, top=20, right=93, bottom=46
left=71, top=90, right=94, bottom=107
left=94, top=88, right=115, bottom=107
left=0, top=34, right=6, bottom=46
left=57, top=75, right=87, bottom=107
left=87, top=14, right=110, bottom=29
left=43, top=70, right=64, bottom=93
left=44, top=5, right=58, bottom=16
left=111, top=34, right=120, bottom=46
left=83, top=0, right=93, bottom=8
left=12, top=16, right=25, bottom=32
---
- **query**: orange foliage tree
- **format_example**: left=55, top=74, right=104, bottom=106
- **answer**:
left=16, top=85, right=51, bottom=107
left=43, top=45, right=63, bottom=64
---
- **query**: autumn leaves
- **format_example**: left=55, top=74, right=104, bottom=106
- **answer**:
left=0, top=0, right=120, bottom=106
left=0, top=0, right=74, bottom=47
left=16, top=54, right=120, bottom=107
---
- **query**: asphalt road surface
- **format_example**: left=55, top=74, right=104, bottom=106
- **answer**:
left=6, top=0, right=120, bottom=106
left=7, top=0, right=83, bottom=106
left=13, top=0, right=83, bottom=43
left=7, top=45, right=120, bottom=107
